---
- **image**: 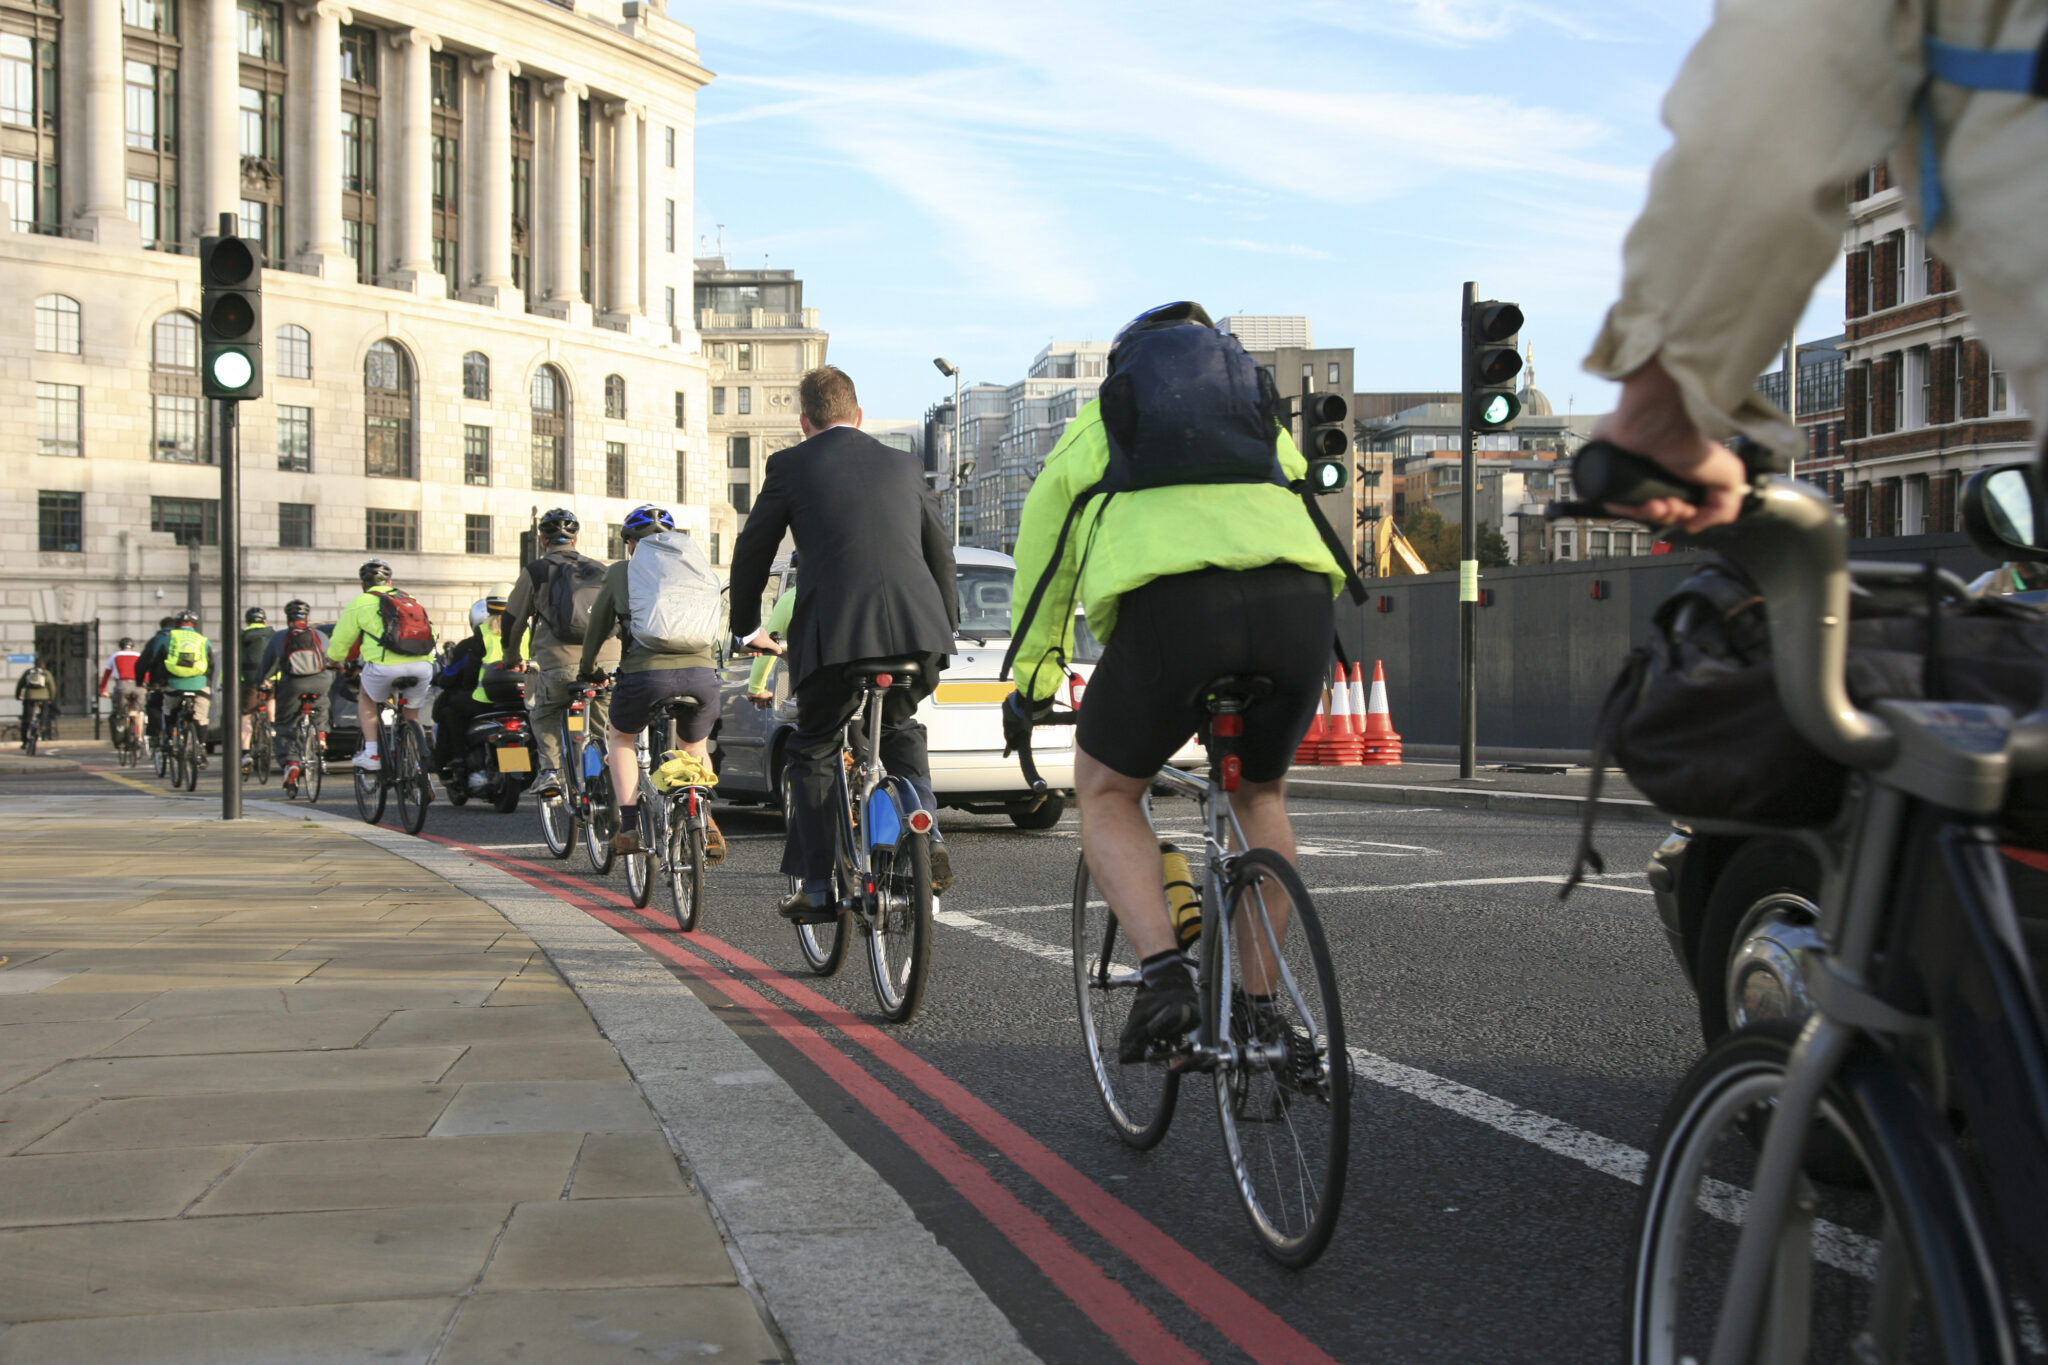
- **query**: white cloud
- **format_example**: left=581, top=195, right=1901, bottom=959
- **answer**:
left=1197, top=238, right=1333, bottom=260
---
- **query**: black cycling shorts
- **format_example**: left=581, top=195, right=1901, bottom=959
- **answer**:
left=1076, top=564, right=1335, bottom=783
left=610, top=667, right=719, bottom=741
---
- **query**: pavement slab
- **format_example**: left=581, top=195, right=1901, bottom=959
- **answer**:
left=567, top=1131, right=691, bottom=1200
left=0, top=1145, right=243, bottom=1227
left=427, top=1079, right=662, bottom=1136
left=22, top=1084, right=460, bottom=1152
left=481, top=1195, right=739, bottom=1290
left=440, top=1040, right=632, bottom=1083
left=15, top=1045, right=465, bottom=1100
left=435, top=1288, right=783, bottom=1365
left=95, top=1009, right=389, bottom=1056
left=193, top=1133, right=583, bottom=1216
left=0, top=1298, right=461, bottom=1365
left=361, top=1001, right=602, bottom=1047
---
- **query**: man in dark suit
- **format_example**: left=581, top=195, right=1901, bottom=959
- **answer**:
left=729, top=366, right=960, bottom=920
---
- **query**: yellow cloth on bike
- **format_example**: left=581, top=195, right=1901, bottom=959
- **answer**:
left=651, top=750, right=719, bottom=792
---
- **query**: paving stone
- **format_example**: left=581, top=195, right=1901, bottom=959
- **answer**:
left=428, top=1081, right=658, bottom=1137
left=481, top=1197, right=738, bottom=1290
left=16, top=1046, right=463, bottom=1100
left=134, top=983, right=496, bottom=1017
left=25, top=1085, right=456, bottom=1152
left=0, top=1297, right=460, bottom=1365
left=0, top=970, right=82, bottom=995
left=363, top=1003, right=600, bottom=1048
left=39, top=964, right=320, bottom=993
left=0, top=1145, right=243, bottom=1227
left=568, top=1132, right=689, bottom=1200
left=94, top=1011, right=388, bottom=1057
left=481, top=976, right=578, bottom=1006
left=300, top=954, right=526, bottom=981
left=434, top=1288, right=781, bottom=1365
left=0, top=1202, right=510, bottom=1320
left=441, top=1041, right=630, bottom=1084
left=0, top=1097, right=94, bottom=1156
left=0, top=991, right=162, bottom=1025
left=195, top=1133, right=582, bottom=1215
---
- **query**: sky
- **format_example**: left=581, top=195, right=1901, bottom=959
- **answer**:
left=680, top=0, right=1846, bottom=423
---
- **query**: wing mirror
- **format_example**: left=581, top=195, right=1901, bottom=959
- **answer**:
left=1960, top=464, right=2048, bottom=562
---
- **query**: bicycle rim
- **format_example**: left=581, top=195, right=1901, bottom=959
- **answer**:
left=663, top=817, right=700, bottom=933
left=626, top=797, right=656, bottom=909
left=1072, top=853, right=1181, bottom=1148
left=1212, top=848, right=1348, bottom=1268
left=354, top=757, right=386, bottom=824
left=866, top=832, right=933, bottom=1023
left=1629, top=1029, right=1984, bottom=1365
left=583, top=784, right=617, bottom=873
left=394, top=724, right=429, bottom=835
left=180, top=730, right=200, bottom=791
left=537, top=787, right=573, bottom=858
left=302, top=724, right=324, bottom=803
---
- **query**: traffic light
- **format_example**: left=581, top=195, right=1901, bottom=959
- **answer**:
left=200, top=221, right=261, bottom=401
left=1302, top=391, right=1349, bottom=493
left=1464, top=298, right=1522, bottom=431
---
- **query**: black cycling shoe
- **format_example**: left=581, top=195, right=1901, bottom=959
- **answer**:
left=1118, top=979, right=1199, bottom=1064
left=929, top=837, right=953, bottom=895
left=777, top=890, right=842, bottom=925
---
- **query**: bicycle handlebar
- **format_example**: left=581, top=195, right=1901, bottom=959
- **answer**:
left=1546, top=441, right=1709, bottom=520
left=1003, top=696, right=1078, bottom=794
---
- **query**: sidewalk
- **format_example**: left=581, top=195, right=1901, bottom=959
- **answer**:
left=0, top=798, right=784, bottom=1364
left=1288, top=759, right=1663, bottom=824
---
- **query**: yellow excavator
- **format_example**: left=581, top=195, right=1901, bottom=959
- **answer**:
left=1370, top=516, right=1430, bottom=577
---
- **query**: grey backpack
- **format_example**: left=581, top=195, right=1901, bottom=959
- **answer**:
left=627, top=531, right=721, bottom=655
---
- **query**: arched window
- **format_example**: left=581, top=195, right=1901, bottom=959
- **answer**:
left=463, top=350, right=490, bottom=401
left=276, top=324, right=311, bottom=379
left=34, top=295, right=80, bottom=354
left=603, top=373, right=625, bottom=420
left=364, top=340, right=416, bottom=479
left=150, top=312, right=204, bottom=463
left=531, top=364, right=567, bottom=492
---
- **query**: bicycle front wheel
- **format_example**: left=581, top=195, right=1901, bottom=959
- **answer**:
left=301, top=722, right=324, bottom=804
left=785, top=779, right=845, bottom=973
left=866, top=830, right=933, bottom=1023
left=354, top=751, right=387, bottom=824
left=394, top=722, right=431, bottom=835
left=1211, top=848, right=1348, bottom=1268
left=1073, top=853, right=1181, bottom=1149
left=537, top=786, right=573, bottom=858
left=251, top=725, right=273, bottom=785
left=1627, top=1026, right=2001, bottom=1365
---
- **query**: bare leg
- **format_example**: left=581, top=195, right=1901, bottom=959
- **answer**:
left=606, top=727, right=640, bottom=808
left=358, top=696, right=380, bottom=752
left=1075, top=749, right=1176, bottom=960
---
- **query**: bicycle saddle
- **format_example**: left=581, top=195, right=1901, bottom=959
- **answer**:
left=1202, top=674, right=1274, bottom=710
left=846, top=658, right=922, bottom=682
left=657, top=695, right=704, bottom=714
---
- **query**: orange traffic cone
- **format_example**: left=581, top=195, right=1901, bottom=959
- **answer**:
left=1360, top=660, right=1403, bottom=765
left=1325, top=666, right=1363, bottom=766
left=1295, top=687, right=1330, bottom=766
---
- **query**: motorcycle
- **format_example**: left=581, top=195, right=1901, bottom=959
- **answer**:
left=443, top=707, right=535, bottom=813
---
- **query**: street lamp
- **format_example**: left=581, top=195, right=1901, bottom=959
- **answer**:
left=933, top=357, right=964, bottom=546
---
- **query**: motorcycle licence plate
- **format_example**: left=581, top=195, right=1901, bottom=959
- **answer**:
left=497, top=746, right=533, bottom=773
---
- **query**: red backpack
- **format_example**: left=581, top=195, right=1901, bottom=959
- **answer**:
left=281, top=624, right=327, bottom=675
left=373, top=589, right=435, bottom=657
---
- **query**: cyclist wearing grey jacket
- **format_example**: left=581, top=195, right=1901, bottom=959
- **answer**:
left=501, top=508, right=620, bottom=798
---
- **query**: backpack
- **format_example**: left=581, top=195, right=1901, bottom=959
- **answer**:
left=541, top=552, right=609, bottom=646
left=162, top=629, right=209, bottom=678
left=281, top=624, right=327, bottom=676
left=22, top=667, right=52, bottom=692
left=627, top=531, right=722, bottom=655
left=373, top=588, right=435, bottom=657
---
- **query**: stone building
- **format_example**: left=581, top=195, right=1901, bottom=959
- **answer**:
left=693, top=257, right=827, bottom=538
left=3, top=0, right=716, bottom=711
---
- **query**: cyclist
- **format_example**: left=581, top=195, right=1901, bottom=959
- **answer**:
left=255, top=599, right=334, bottom=789
left=432, top=584, right=527, bottom=788
left=328, top=560, right=439, bottom=772
left=135, top=614, right=177, bottom=748
left=1004, top=301, right=1350, bottom=1063
left=14, top=656, right=56, bottom=749
left=727, top=366, right=959, bottom=921
left=502, top=509, right=620, bottom=801
left=1580, top=0, right=2046, bottom=526
left=237, top=606, right=275, bottom=775
left=99, top=637, right=143, bottom=748
left=146, top=610, right=218, bottom=759
left=745, top=551, right=798, bottom=708
left=577, top=505, right=727, bottom=861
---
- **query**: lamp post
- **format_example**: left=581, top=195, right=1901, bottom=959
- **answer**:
left=933, top=357, right=963, bottom=547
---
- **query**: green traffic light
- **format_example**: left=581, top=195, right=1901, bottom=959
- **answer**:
left=1309, top=459, right=1348, bottom=493
left=211, top=350, right=254, bottom=391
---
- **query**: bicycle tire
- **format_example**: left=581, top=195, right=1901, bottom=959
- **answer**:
left=301, top=721, right=324, bottom=804
left=179, top=722, right=201, bottom=792
left=583, top=780, right=617, bottom=873
left=354, top=746, right=387, bottom=824
left=1072, top=852, right=1181, bottom=1149
left=867, top=827, right=934, bottom=1024
left=153, top=728, right=168, bottom=778
left=785, top=779, right=845, bottom=971
left=394, top=722, right=430, bottom=835
left=538, top=788, right=574, bottom=858
left=251, top=723, right=273, bottom=785
left=1211, top=847, right=1348, bottom=1269
left=22, top=710, right=35, bottom=757
left=626, top=779, right=658, bottom=908
left=664, top=811, right=705, bottom=935
left=164, top=721, right=185, bottom=789
left=1627, top=1025, right=2010, bottom=1365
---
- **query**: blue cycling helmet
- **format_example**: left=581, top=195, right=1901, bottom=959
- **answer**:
left=621, top=505, right=675, bottom=542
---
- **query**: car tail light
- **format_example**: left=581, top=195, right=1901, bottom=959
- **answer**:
left=501, top=717, right=523, bottom=731
left=1068, top=675, right=1087, bottom=710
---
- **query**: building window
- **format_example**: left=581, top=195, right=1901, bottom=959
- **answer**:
left=664, top=286, right=675, bottom=326
left=276, top=323, right=309, bottom=378
left=151, top=495, right=218, bottom=546
left=729, top=482, right=751, bottom=514
left=675, top=450, right=687, bottom=500
left=462, top=350, right=490, bottom=400
left=1, top=14, right=58, bottom=236
left=366, top=508, right=418, bottom=551
left=465, top=513, right=491, bottom=555
left=429, top=51, right=459, bottom=283
left=1327, top=361, right=1340, bottom=384
left=728, top=434, right=750, bottom=469
left=735, top=342, right=752, bottom=371
left=604, top=373, right=626, bottom=420
left=1, top=34, right=35, bottom=127
left=150, top=311, right=205, bottom=463
left=278, top=501, right=312, bottom=547
left=605, top=523, right=625, bottom=558
left=664, top=124, right=673, bottom=168
left=237, top=0, right=279, bottom=57
left=1992, top=365, right=2011, bottom=414
left=122, top=40, right=178, bottom=251
left=38, top=489, right=81, bottom=551
left=509, top=75, right=533, bottom=302
left=664, top=197, right=674, bottom=252
left=341, top=27, right=377, bottom=284
left=274, top=403, right=310, bottom=471
left=464, top=424, right=490, bottom=485
left=338, top=21, right=374, bottom=83
left=673, top=390, right=687, bottom=429
left=1905, top=346, right=1929, bottom=429
left=712, top=386, right=725, bottom=416
left=736, top=386, right=751, bottom=415
left=531, top=363, right=568, bottom=491
left=606, top=440, right=627, bottom=498
left=125, top=176, right=160, bottom=244
left=364, top=339, right=415, bottom=479
left=36, top=383, right=80, bottom=457
left=709, top=532, right=720, bottom=565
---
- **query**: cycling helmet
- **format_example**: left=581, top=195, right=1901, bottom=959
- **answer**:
left=174, top=609, right=199, bottom=627
left=1111, top=300, right=1215, bottom=350
left=359, top=559, right=393, bottom=587
left=621, top=505, right=675, bottom=542
left=285, top=599, right=311, bottom=621
left=538, top=508, right=579, bottom=544
left=245, top=606, right=267, bottom=625
left=118, top=637, right=134, bottom=649
left=484, top=582, right=513, bottom=611
left=468, top=599, right=493, bottom=631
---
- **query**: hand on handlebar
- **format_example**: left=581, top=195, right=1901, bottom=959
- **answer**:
left=1000, top=689, right=1054, bottom=758
left=746, top=689, right=775, bottom=709
left=578, top=667, right=608, bottom=686
left=738, top=629, right=785, bottom=657
left=1589, top=358, right=1751, bottom=532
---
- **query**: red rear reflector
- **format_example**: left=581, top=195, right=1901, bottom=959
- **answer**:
left=1221, top=754, right=1242, bottom=791
left=908, top=809, right=933, bottom=834
left=875, top=673, right=893, bottom=689
left=501, top=718, right=523, bottom=731
left=1212, top=714, right=1243, bottom=737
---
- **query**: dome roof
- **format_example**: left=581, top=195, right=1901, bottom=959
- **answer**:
left=1519, top=384, right=1554, bottom=417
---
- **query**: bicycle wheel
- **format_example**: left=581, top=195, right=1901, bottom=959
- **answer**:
left=301, top=721, right=324, bottom=804
left=626, top=780, right=658, bottom=909
left=789, top=777, right=847, bottom=973
left=164, top=722, right=185, bottom=789
left=867, top=827, right=934, bottom=1024
left=1073, top=853, right=1181, bottom=1149
left=582, top=761, right=617, bottom=874
left=538, top=787, right=574, bottom=858
left=251, top=724, right=273, bottom=785
left=23, top=713, right=37, bottom=756
left=1627, top=1026, right=2003, bottom=1365
left=663, top=805, right=705, bottom=934
left=353, top=747, right=387, bottom=824
left=1211, top=847, right=1348, bottom=1268
left=179, top=723, right=201, bottom=792
left=153, top=726, right=168, bottom=777
left=394, top=722, right=431, bottom=835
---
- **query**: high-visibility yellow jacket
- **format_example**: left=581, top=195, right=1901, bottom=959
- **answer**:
left=328, top=586, right=438, bottom=667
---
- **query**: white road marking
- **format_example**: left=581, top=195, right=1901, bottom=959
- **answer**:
left=949, top=873, right=1653, bottom=921
left=934, top=909, right=1070, bottom=963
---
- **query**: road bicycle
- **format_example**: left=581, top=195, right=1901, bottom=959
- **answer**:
left=784, top=660, right=937, bottom=1024
left=537, top=681, right=612, bottom=866
left=109, top=694, right=143, bottom=767
left=1562, top=445, right=2048, bottom=1364
left=244, top=683, right=274, bottom=786
left=1012, top=675, right=1351, bottom=1268
left=618, top=695, right=716, bottom=927
left=280, top=687, right=326, bottom=803
left=351, top=678, right=433, bottom=835
left=17, top=699, right=51, bottom=757
left=149, top=696, right=168, bottom=777
left=161, top=693, right=204, bottom=793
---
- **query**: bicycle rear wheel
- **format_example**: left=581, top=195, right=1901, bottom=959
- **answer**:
left=301, top=721, right=324, bottom=804
left=394, top=722, right=431, bottom=835
left=1212, top=848, right=1348, bottom=1268
left=179, top=723, right=201, bottom=792
left=22, top=711, right=36, bottom=756
left=354, top=749, right=387, bottom=824
left=251, top=724, right=273, bottom=784
left=153, top=727, right=168, bottom=778
left=664, top=806, right=705, bottom=935
left=1627, top=1026, right=2001, bottom=1365
left=582, top=776, right=617, bottom=874
left=1073, top=853, right=1180, bottom=1149
left=164, top=722, right=186, bottom=789
left=785, top=779, right=846, bottom=972
left=867, top=827, right=933, bottom=1024
left=625, top=780, right=658, bottom=909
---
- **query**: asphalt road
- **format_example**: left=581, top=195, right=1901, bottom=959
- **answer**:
left=31, top=758, right=1695, bottom=1362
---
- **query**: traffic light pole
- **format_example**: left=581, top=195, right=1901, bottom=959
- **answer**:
left=1458, top=281, right=1478, bottom=780
left=219, top=396, right=241, bottom=820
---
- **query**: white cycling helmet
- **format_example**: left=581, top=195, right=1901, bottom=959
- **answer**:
left=485, top=581, right=514, bottom=609
left=468, top=599, right=493, bottom=631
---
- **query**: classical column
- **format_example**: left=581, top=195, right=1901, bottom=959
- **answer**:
left=604, top=101, right=642, bottom=320
left=203, top=0, right=240, bottom=239
left=469, top=54, right=517, bottom=306
left=296, top=1, right=350, bottom=273
left=541, top=77, right=587, bottom=320
left=388, top=27, right=442, bottom=296
left=76, top=0, right=137, bottom=245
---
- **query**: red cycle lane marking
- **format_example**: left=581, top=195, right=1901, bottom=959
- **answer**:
left=425, top=835, right=1203, bottom=1365
left=431, top=833, right=1343, bottom=1365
